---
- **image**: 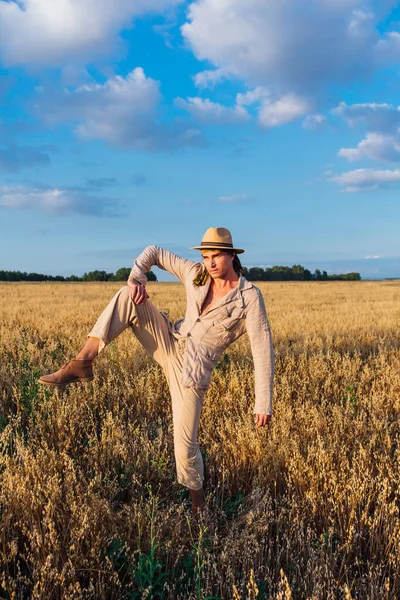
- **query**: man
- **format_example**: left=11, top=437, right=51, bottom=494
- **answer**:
left=39, top=227, right=274, bottom=514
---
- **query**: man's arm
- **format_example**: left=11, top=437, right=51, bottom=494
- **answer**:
left=245, top=288, right=275, bottom=418
left=128, top=245, right=200, bottom=286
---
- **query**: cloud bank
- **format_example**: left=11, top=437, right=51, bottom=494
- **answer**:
left=183, top=0, right=385, bottom=96
left=178, top=2, right=400, bottom=132
left=329, top=168, right=400, bottom=192
left=37, top=68, right=204, bottom=150
left=175, top=97, right=250, bottom=125
left=0, top=184, right=122, bottom=216
left=331, top=101, right=400, bottom=190
left=0, top=0, right=183, bottom=67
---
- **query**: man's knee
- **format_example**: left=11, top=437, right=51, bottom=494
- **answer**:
left=118, top=286, right=148, bottom=313
left=117, top=286, right=142, bottom=310
left=118, top=285, right=132, bottom=299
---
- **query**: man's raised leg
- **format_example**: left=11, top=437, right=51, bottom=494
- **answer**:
left=39, top=286, right=170, bottom=386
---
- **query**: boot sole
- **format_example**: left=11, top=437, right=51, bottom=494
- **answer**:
left=38, top=377, right=94, bottom=387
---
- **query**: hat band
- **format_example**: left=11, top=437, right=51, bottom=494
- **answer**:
left=200, top=241, right=233, bottom=248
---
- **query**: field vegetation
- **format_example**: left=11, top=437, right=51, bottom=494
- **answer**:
left=0, top=280, right=399, bottom=599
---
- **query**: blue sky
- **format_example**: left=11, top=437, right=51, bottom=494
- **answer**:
left=0, top=0, right=400, bottom=280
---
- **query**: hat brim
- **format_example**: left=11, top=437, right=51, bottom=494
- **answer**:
left=191, top=244, right=244, bottom=254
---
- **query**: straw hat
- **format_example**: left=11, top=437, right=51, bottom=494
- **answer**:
left=191, top=227, right=244, bottom=254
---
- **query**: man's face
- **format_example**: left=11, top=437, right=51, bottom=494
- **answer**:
left=201, top=250, right=234, bottom=279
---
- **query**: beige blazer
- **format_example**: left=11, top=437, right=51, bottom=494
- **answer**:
left=129, top=246, right=274, bottom=415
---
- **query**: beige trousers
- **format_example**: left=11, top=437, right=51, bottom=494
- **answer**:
left=88, top=286, right=204, bottom=491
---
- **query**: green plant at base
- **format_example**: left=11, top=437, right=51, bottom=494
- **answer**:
left=133, top=488, right=167, bottom=599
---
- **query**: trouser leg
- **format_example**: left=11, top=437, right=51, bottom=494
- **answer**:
left=88, top=286, right=172, bottom=367
left=174, top=386, right=205, bottom=491
left=167, top=360, right=205, bottom=491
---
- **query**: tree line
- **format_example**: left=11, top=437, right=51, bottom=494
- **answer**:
left=0, top=268, right=157, bottom=282
left=241, top=265, right=361, bottom=281
left=0, top=264, right=361, bottom=282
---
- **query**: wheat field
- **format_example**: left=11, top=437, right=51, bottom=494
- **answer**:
left=0, top=280, right=399, bottom=599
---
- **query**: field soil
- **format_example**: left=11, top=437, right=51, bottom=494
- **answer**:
left=0, top=281, right=399, bottom=599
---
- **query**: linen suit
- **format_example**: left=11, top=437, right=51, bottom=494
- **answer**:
left=88, top=246, right=274, bottom=490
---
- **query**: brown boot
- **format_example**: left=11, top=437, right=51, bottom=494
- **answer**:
left=38, top=359, right=94, bottom=387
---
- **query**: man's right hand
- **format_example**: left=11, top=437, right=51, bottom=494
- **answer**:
left=127, top=279, right=149, bottom=304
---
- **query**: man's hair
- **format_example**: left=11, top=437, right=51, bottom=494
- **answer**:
left=226, top=251, right=243, bottom=276
left=232, top=253, right=244, bottom=276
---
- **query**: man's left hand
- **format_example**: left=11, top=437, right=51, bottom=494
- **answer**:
left=254, top=414, right=271, bottom=428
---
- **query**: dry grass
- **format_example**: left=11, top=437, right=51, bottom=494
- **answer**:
left=0, top=280, right=399, bottom=599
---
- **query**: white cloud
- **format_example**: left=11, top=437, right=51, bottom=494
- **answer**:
left=333, top=103, right=400, bottom=169
left=338, top=132, right=400, bottom=163
left=364, top=255, right=381, bottom=259
left=175, top=97, right=250, bottom=124
left=333, top=102, right=400, bottom=133
left=182, top=0, right=382, bottom=97
left=74, top=68, right=160, bottom=145
left=0, top=184, right=121, bottom=216
left=376, top=31, right=400, bottom=65
left=302, top=114, right=327, bottom=130
left=236, top=87, right=269, bottom=107
left=37, top=68, right=204, bottom=149
left=0, top=0, right=182, bottom=67
left=218, top=193, right=249, bottom=203
left=213, top=86, right=308, bottom=128
left=338, top=147, right=363, bottom=162
left=182, top=2, right=399, bottom=139
left=329, top=167, right=400, bottom=191
left=258, top=94, right=310, bottom=127
left=175, top=89, right=309, bottom=129
left=193, top=68, right=230, bottom=89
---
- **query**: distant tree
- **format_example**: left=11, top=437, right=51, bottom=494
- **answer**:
left=248, top=267, right=265, bottom=281
left=314, top=269, right=322, bottom=281
left=292, top=264, right=306, bottom=281
left=270, top=266, right=292, bottom=281
left=329, top=272, right=361, bottom=281
left=113, top=267, right=131, bottom=281
left=303, top=268, right=313, bottom=281
left=0, top=270, right=25, bottom=281
left=82, top=270, right=112, bottom=282
left=113, top=267, right=157, bottom=282
left=27, top=272, right=47, bottom=281
left=0, top=270, right=67, bottom=281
